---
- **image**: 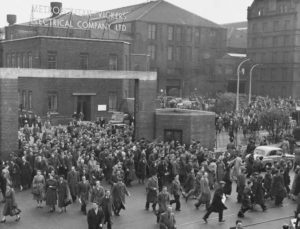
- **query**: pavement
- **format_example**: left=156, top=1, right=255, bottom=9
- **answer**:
left=0, top=179, right=297, bottom=229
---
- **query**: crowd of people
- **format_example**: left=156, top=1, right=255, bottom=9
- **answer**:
left=0, top=96, right=300, bottom=228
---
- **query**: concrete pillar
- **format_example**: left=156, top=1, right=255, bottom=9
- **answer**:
left=0, top=76, right=18, bottom=160
left=135, top=79, right=157, bottom=140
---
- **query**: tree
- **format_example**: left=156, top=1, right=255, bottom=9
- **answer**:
left=258, top=108, right=290, bottom=143
left=212, top=93, right=247, bottom=114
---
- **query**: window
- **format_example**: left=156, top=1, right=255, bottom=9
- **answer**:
left=209, top=29, right=216, bottom=37
left=284, top=35, right=289, bottom=46
left=273, top=37, right=278, bottom=47
left=263, top=22, right=268, bottom=32
left=284, top=20, right=290, bottom=30
left=22, top=54, right=26, bottom=68
left=6, top=54, right=10, bottom=67
left=282, top=68, right=288, bottom=81
left=167, top=46, right=173, bottom=61
left=148, top=45, right=156, bottom=60
left=28, top=52, right=32, bottom=68
left=124, top=55, right=128, bottom=71
left=11, top=53, right=15, bottom=67
left=168, top=26, right=174, bottom=41
left=18, top=90, right=21, bottom=109
left=17, top=54, right=21, bottom=68
left=272, top=52, right=277, bottom=62
left=273, top=21, right=279, bottom=31
left=186, top=27, right=192, bottom=42
left=176, top=27, right=182, bottom=41
left=186, top=47, right=192, bottom=60
left=28, top=91, right=32, bottom=111
left=22, top=90, right=26, bottom=109
left=252, top=23, right=257, bottom=32
left=195, top=28, right=200, bottom=43
left=175, top=46, right=182, bottom=61
left=108, top=92, right=117, bottom=111
left=47, top=51, right=57, bottom=69
left=252, top=38, right=257, bottom=48
left=148, top=24, right=156, bottom=40
left=108, top=54, right=118, bottom=70
left=80, top=53, right=88, bottom=70
left=48, top=93, right=58, bottom=112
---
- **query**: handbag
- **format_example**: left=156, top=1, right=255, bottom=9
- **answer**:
left=31, top=187, right=39, bottom=195
left=11, top=207, right=21, bottom=216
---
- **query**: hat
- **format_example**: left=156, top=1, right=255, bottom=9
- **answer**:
left=253, top=172, right=259, bottom=176
left=219, top=181, right=225, bottom=184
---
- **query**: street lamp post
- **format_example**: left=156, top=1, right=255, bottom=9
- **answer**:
left=249, top=64, right=260, bottom=104
left=236, top=58, right=250, bottom=112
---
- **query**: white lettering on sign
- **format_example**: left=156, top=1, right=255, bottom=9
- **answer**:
left=30, top=4, right=127, bottom=31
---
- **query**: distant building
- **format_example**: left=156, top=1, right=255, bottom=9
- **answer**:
left=222, top=21, right=247, bottom=54
left=247, top=0, right=300, bottom=98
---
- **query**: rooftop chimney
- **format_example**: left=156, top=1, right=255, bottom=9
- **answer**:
left=50, top=2, right=62, bottom=18
left=7, top=14, right=16, bottom=26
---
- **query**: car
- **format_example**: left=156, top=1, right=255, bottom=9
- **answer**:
left=249, top=145, right=294, bottom=169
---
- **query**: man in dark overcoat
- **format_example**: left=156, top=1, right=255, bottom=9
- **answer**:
left=20, top=156, right=33, bottom=190
left=203, top=181, right=227, bottom=223
left=145, top=173, right=158, bottom=211
left=67, top=166, right=79, bottom=202
left=102, top=190, right=113, bottom=229
left=111, top=179, right=130, bottom=216
left=87, top=202, right=104, bottom=229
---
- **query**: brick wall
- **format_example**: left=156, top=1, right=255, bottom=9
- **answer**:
left=18, top=77, right=124, bottom=121
left=0, top=78, right=18, bottom=160
left=155, top=109, right=215, bottom=149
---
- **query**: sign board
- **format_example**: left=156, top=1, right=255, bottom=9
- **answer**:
left=97, top=105, right=107, bottom=111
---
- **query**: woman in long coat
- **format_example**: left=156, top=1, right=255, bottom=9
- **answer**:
left=271, top=169, right=287, bottom=206
left=195, top=172, right=211, bottom=210
left=32, top=170, right=45, bottom=208
left=0, top=185, right=21, bottom=223
left=136, top=155, right=147, bottom=184
left=45, top=174, right=58, bottom=212
left=111, top=179, right=130, bottom=216
left=57, top=176, right=71, bottom=213
left=223, top=165, right=232, bottom=196
left=216, top=157, right=226, bottom=183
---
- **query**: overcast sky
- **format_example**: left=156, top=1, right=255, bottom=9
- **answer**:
left=0, top=0, right=253, bottom=27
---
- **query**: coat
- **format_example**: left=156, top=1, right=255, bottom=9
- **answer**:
left=208, top=187, right=227, bottom=213
left=159, top=212, right=176, bottom=229
left=146, top=176, right=158, bottom=203
left=67, top=170, right=79, bottom=197
left=2, top=188, right=21, bottom=216
left=102, top=196, right=112, bottom=218
left=20, top=161, right=32, bottom=186
left=32, top=174, right=45, bottom=201
left=87, top=208, right=104, bottom=229
left=45, top=178, right=58, bottom=206
left=216, top=161, right=226, bottom=182
left=111, top=182, right=129, bottom=209
left=198, top=177, right=211, bottom=203
left=271, top=174, right=287, bottom=198
left=136, top=158, right=147, bottom=180
left=170, top=180, right=181, bottom=196
left=57, top=180, right=70, bottom=208
left=90, top=186, right=105, bottom=206
left=157, top=191, right=170, bottom=213
left=183, top=172, right=195, bottom=193
left=78, top=181, right=90, bottom=203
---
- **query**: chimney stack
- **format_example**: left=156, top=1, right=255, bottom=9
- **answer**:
left=7, top=14, right=16, bottom=26
left=50, top=2, right=62, bottom=18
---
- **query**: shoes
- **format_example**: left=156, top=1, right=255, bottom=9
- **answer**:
left=175, top=209, right=181, bottom=211
left=203, top=217, right=207, bottom=224
left=194, top=203, right=199, bottom=210
left=0, top=219, right=6, bottom=223
left=16, top=215, right=21, bottom=222
left=219, top=219, right=225, bottom=223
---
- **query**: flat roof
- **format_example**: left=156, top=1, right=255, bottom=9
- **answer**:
left=0, top=68, right=156, bottom=81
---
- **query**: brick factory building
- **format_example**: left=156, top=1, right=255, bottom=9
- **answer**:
left=247, top=0, right=300, bottom=98
left=0, top=0, right=227, bottom=98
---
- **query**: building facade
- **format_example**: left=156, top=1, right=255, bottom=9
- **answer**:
left=248, top=0, right=300, bottom=98
left=100, top=0, right=227, bottom=96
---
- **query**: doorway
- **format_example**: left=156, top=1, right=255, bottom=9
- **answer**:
left=164, top=129, right=183, bottom=144
left=76, top=96, right=91, bottom=121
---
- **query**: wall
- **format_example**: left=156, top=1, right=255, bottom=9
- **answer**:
left=155, top=109, right=215, bottom=149
left=0, top=76, right=18, bottom=160
left=18, top=77, right=124, bottom=121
